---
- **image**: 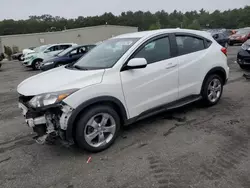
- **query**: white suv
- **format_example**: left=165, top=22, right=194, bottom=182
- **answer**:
left=17, top=29, right=229, bottom=152
left=23, top=43, right=77, bottom=70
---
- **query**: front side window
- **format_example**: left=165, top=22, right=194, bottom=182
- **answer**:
left=46, top=45, right=59, bottom=52
left=45, top=46, right=54, bottom=52
left=133, top=37, right=171, bottom=64
left=69, top=49, right=78, bottom=55
left=73, top=38, right=139, bottom=69
left=176, top=36, right=205, bottom=56
left=78, top=47, right=87, bottom=54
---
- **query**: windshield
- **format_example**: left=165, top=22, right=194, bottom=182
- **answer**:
left=57, top=46, right=74, bottom=57
left=33, top=45, right=48, bottom=53
left=237, top=29, right=250, bottom=35
left=73, top=38, right=139, bottom=69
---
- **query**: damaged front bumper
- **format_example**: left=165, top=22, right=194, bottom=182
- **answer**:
left=18, top=95, right=74, bottom=145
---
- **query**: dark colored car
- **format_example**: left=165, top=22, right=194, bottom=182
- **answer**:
left=40, top=44, right=96, bottom=71
left=12, top=47, right=36, bottom=61
left=228, top=29, right=250, bottom=46
left=237, top=39, right=250, bottom=69
left=212, top=32, right=229, bottom=48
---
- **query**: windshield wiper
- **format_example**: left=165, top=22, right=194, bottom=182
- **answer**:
left=73, top=65, right=89, bottom=70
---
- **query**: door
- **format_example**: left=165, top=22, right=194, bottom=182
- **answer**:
left=175, top=34, right=208, bottom=99
left=120, top=36, right=179, bottom=118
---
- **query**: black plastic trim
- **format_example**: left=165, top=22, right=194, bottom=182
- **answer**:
left=125, top=95, right=201, bottom=125
left=66, top=96, right=128, bottom=142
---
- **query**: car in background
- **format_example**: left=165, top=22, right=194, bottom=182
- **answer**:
left=41, top=44, right=96, bottom=71
left=23, top=43, right=77, bottom=70
left=17, top=29, right=229, bottom=152
left=12, top=47, right=36, bottom=61
left=211, top=32, right=229, bottom=48
left=237, top=39, right=250, bottom=69
left=228, top=28, right=250, bottom=46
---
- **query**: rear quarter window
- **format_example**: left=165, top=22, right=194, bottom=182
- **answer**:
left=176, top=35, right=205, bottom=56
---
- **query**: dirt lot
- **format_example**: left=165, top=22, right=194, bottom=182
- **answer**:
left=1, top=46, right=250, bottom=188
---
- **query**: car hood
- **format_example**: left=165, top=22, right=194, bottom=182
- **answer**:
left=17, top=67, right=105, bottom=96
left=231, top=34, right=245, bottom=37
left=23, top=49, right=35, bottom=55
left=25, top=52, right=37, bottom=58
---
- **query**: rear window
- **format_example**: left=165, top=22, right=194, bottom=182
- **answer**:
left=176, top=36, right=205, bottom=56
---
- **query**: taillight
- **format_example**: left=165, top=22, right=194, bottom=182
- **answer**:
left=221, top=47, right=227, bottom=56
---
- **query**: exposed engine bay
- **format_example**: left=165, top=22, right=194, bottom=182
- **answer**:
left=18, top=95, right=73, bottom=145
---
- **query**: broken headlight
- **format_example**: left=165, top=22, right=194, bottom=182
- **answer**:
left=29, top=89, right=78, bottom=108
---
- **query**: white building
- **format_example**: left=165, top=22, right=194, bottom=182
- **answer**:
left=0, top=25, right=138, bottom=53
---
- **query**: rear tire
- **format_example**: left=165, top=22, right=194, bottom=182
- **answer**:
left=201, top=74, right=223, bottom=106
left=17, top=54, right=23, bottom=61
left=75, top=105, right=121, bottom=152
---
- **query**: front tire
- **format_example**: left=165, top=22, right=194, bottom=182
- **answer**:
left=240, top=65, right=247, bottom=70
left=75, top=105, right=121, bottom=152
left=201, top=74, right=223, bottom=106
left=32, top=59, right=42, bottom=70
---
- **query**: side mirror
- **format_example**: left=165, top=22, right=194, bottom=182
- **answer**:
left=126, top=58, right=147, bottom=70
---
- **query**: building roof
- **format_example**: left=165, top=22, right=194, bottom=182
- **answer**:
left=0, top=25, right=138, bottom=38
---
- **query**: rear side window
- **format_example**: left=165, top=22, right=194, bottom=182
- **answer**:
left=176, top=36, right=205, bottom=56
left=60, top=45, right=71, bottom=50
left=206, top=40, right=212, bottom=48
left=133, top=37, right=171, bottom=64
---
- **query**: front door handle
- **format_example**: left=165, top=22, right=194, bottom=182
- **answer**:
left=166, top=64, right=177, bottom=69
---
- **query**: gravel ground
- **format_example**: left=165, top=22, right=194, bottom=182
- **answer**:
left=1, top=46, right=250, bottom=188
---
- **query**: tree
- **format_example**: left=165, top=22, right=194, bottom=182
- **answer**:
left=0, top=6, right=250, bottom=35
left=149, top=21, right=161, bottom=30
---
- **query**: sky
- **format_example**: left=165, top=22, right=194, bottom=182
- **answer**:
left=0, top=0, right=249, bottom=20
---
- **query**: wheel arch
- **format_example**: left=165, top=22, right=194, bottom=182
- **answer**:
left=66, top=96, right=128, bottom=143
left=201, top=67, right=227, bottom=91
left=32, top=58, right=43, bottom=65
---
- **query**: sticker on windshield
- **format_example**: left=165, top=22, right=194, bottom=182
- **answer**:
left=116, top=41, right=134, bottom=46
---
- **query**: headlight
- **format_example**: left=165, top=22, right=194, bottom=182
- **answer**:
left=44, top=61, right=54, bottom=65
left=29, top=89, right=78, bottom=108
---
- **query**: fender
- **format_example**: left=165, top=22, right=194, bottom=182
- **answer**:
left=65, top=96, right=128, bottom=142
left=32, top=58, right=43, bottom=65
left=202, top=66, right=227, bottom=87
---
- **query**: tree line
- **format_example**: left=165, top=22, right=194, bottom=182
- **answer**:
left=0, top=6, right=250, bottom=36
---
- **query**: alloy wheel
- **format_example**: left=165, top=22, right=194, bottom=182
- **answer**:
left=207, top=78, right=222, bottom=103
left=35, top=61, right=41, bottom=70
left=84, top=113, right=116, bottom=148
